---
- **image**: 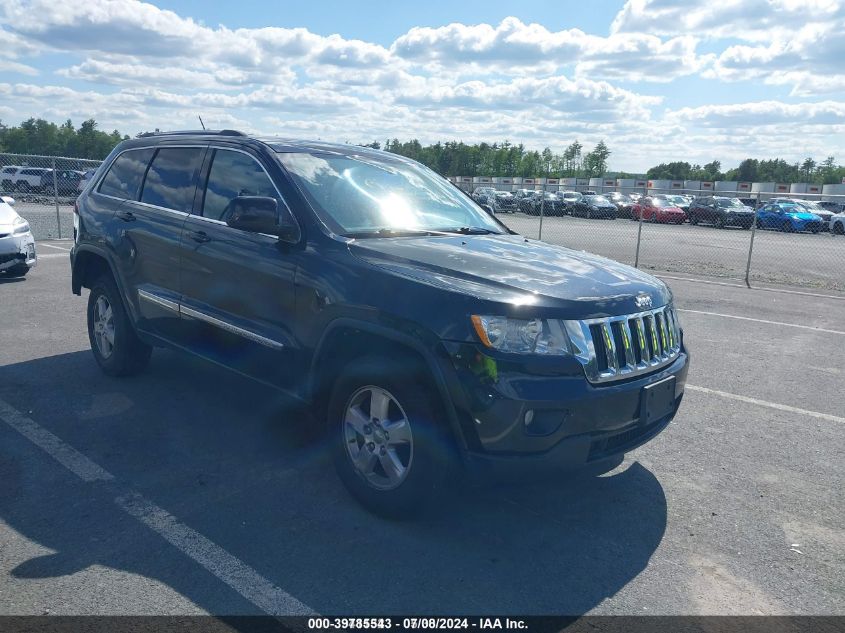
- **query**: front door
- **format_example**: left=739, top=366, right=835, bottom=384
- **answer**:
left=178, top=147, right=300, bottom=391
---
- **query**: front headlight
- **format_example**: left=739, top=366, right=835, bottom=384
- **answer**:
left=471, top=315, right=572, bottom=355
left=12, top=217, right=30, bottom=235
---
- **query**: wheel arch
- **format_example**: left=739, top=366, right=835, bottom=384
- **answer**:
left=308, top=318, right=470, bottom=454
left=72, top=245, right=141, bottom=326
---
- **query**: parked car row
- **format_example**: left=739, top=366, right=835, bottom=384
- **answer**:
left=470, top=187, right=845, bottom=235
left=0, top=165, right=91, bottom=196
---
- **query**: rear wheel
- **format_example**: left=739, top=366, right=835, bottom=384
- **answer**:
left=87, top=274, right=152, bottom=376
left=328, top=356, right=454, bottom=518
left=714, top=216, right=725, bottom=229
left=834, top=221, right=844, bottom=235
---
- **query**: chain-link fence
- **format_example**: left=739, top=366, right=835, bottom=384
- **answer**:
left=3, top=150, right=844, bottom=293
left=1, top=152, right=102, bottom=240
left=460, top=182, right=845, bottom=293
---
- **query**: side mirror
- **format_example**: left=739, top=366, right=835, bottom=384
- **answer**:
left=225, top=196, right=300, bottom=243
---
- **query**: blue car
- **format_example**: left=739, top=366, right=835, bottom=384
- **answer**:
left=755, top=201, right=823, bottom=233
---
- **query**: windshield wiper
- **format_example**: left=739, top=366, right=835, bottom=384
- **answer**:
left=437, top=227, right=500, bottom=235
left=342, top=228, right=451, bottom=238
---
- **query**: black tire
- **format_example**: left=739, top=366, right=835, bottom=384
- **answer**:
left=781, top=220, right=793, bottom=233
left=834, top=222, right=845, bottom=235
left=756, top=217, right=763, bottom=229
left=87, top=274, right=152, bottom=377
left=3, top=265, right=29, bottom=278
left=689, top=215, right=698, bottom=225
left=327, top=355, right=455, bottom=519
left=715, top=216, right=725, bottom=229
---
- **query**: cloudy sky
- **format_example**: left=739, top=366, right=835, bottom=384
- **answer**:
left=0, top=0, right=843, bottom=172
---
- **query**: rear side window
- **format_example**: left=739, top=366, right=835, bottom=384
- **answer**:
left=140, top=147, right=205, bottom=213
left=99, top=148, right=155, bottom=200
left=201, top=149, right=278, bottom=221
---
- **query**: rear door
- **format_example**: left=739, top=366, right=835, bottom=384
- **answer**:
left=115, top=145, right=207, bottom=339
left=178, top=146, right=300, bottom=390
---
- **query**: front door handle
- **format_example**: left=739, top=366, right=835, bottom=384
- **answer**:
left=190, top=230, right=211, bottom=243
left=116, top=210, right=136, bottom=222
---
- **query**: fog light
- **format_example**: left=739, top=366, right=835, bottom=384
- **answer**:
left=524, top=409, right=535, bottom=426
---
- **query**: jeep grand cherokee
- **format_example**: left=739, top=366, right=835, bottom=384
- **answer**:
left=70, top=130, right=689, bottom=517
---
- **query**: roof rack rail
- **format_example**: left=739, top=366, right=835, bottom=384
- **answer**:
left=137, top=129, right=247, bottom=138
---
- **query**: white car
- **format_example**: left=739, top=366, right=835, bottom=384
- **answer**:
left=0, top=196, right=37, bottom=277
left=831, top=211, right=845, bottom=235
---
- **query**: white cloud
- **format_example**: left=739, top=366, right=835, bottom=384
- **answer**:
left=391, top=17, right=706, bottom=81
left=0, top=0, right=843, bottom=172
left=611, top=0, right=844, bottom=41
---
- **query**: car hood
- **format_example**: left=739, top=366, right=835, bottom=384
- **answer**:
left=0, top=203, right=20, bottom=225
left=657, top=206, right=684, bottom=213
left=784, top=211, right=821, bottom=220
left=724, top=206, right=753, bottom=213
left=348, top=233, right=671, bottom=318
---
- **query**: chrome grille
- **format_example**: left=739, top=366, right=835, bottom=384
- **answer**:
left=564, top=304, right=682, bottom=384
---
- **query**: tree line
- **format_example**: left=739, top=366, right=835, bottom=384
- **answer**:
left=645, top=157, right=844, bottom=185
left=368, top=139, right=616, bottom=179
left=1, top=118, right=843, bottom=184
left=0, top=118, right=129, bottom=160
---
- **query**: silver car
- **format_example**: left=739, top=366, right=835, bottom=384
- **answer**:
left=0, top=196, right=37, bottom=277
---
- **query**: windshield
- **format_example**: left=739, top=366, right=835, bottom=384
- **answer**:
left=651, top=199, right=675, bottom=208
left=278, top=152, right=505, bottom=236
left=716, top=198, right=744, bottom=208
left=584, top=195, right=609, bottom=204
left=669, top=195, right=687, bottom=204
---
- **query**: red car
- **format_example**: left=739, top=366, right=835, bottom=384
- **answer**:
left=630, top=197, right=687, bottom=224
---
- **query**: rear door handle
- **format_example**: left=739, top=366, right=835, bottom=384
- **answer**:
left=190, top=230, right=211, bottom=243
left=116, top=210, right=136, bottom=222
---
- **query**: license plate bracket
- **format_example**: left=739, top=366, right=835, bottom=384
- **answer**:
left=640, top=376, right=676, bottom=425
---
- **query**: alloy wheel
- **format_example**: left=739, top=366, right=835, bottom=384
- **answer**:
left=92, top=295, right=115, bottom=359
left=343, top=386, right=413, bottom=491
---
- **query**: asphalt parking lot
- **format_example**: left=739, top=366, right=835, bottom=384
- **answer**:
left=0, top=241, right=843, bottom=615
left=500, top=213, right=845, bottom=292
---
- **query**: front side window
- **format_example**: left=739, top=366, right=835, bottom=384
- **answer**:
left=99, top=148, right=155, bottom=200
left=140, top=147, right=204, bottom=212
left=202, top=150, right=279, bottom=221
left=278, top=152, right=503, bottom=235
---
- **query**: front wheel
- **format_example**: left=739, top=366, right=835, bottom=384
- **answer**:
left=328, top=356, right=454, bottom=518
left=781, top=220, right=794, bottom=233
left=715, top=216, right=725, bottom=229
left=87, top=275, right=152, bottom=376
left=834, top=222, right=845, bottom=235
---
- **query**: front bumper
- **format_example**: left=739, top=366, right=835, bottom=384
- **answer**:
left=0, top=231, right=36, bottom=271
left=440, top=341, right=689, bottom=478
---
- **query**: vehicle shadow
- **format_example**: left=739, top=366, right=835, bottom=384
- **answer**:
left=0, top=349, right=667, bottom=615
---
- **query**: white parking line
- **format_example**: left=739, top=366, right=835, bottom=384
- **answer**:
left=660, top=274, right=845, bottom=301
left=117, top=493, right=315, bottom=616
left=0, top=399, right=114, bottom=482
left=678, top=308, right=845, bottom=335
left=35, top=253, right=67, bottom=259
left=686, top=385, right=845, bottom=424
left=0, top=397, right=316, bottom=616
left=37, top=242, right=71, bottom=252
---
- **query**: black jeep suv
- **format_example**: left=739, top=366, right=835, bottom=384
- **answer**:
left=71, top=131, right=689, bottom=517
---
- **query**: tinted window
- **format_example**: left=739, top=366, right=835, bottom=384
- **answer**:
left=99, top=148, right=155, bottom=200
left=202, top=150, right=279, bottom=221
left=140, top=147, right=204, bottom=212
